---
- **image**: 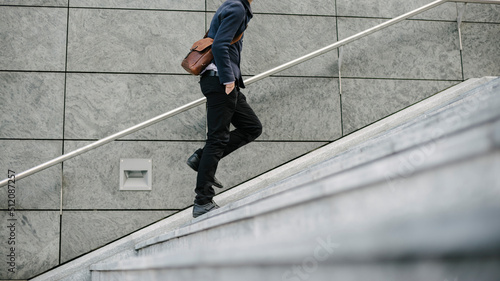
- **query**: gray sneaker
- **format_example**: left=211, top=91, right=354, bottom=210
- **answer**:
left=193, top=201, right=220, bottom=218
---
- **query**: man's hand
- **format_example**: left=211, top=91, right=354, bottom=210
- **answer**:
left=225, top=82, right=235, bottom=95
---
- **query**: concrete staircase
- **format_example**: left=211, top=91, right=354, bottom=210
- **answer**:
left=32, top=77, right=500, bottom=281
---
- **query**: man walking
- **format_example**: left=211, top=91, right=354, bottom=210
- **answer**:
left=187, top=0, right=262, bottom=218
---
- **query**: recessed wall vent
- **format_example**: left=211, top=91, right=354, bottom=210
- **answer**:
left=119, top=159, right=152, bottom=191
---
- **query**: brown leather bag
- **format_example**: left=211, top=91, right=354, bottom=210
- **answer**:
left=181, top=31, right=244, bottom=76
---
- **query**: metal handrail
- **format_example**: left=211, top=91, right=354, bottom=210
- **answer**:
left=1, top=0, right=499, bottom=188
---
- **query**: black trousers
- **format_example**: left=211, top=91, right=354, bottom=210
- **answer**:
left=195, top=75, right=262, bottom=205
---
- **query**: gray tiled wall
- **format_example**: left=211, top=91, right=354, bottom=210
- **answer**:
left=462, top=22, right=500, bottom=79
left=67, top=9, right=205, bottom=73
left=245, top=77, right=341, bottom=141
left=0, top=211, right=60, bottom=279
left=60, top=210, right=176, bottom=263
left=0, top=0, right=67, bottom=6
left=241, top=13, right=338, bottom=77
left=0, top=6, right=67, bottom=71
left=69, top=0, right=205, bottom=10
left=337, top=0, right=458, bottom=20
left=64, top=73, right=206, bottom=140
left=0, top=140, right=62, bottom=210
left=0, top=72, right=65, bottom=139
left=341, top=79, right=457, bottom=134
left=1, top=0, right=499, bottom=279
left=337, top=18, right=462, bottom=80
left=210, top=0, right=337, bottom=14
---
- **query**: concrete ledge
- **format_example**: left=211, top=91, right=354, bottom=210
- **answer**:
left=94, top=206, right=500, bottom=271
left=92, top=259, right=500, bottom=281
left=92, top=206, right=500, bottom=281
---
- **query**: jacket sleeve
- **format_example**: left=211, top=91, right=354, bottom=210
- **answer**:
left=211, top=2, right=245, bottom=85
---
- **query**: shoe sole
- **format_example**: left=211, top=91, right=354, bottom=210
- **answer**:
left=193, top=204, right=219, bottom=218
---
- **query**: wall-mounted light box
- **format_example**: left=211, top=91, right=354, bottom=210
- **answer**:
left=119, top=158, right=152, bottom=191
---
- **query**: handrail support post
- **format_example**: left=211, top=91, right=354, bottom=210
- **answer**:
left=457, top=2, right=468, bottom=51
left=338, top=46, right=344, bottom=96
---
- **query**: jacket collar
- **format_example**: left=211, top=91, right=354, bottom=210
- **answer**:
left=240, top=0, right=253, bottom=19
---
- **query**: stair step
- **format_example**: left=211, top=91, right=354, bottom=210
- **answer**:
left=91, top=194, right=500, bottom=280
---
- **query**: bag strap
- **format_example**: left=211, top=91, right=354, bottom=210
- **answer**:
left=204, top=25, right=247, bottom=45
left=231, top=30, right=245, bottom=44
